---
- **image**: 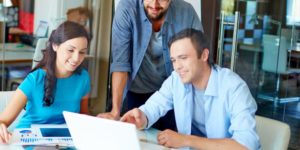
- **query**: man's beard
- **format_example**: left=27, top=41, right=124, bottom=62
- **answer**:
left=145, top=6, right=167, bottom=21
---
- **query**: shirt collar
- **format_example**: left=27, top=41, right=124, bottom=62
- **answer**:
left=204, top=66, right=219, bottom=97
left=164, top=0, right=174, bottom=25
left=140, top=0, right=149, bottom=22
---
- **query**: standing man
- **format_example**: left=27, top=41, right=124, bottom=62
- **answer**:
left=121, top=29, right=260, bottom=150
left=98, top=0, right=203, bottom=131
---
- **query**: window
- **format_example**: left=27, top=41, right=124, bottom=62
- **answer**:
left=286, top=0, right=300, bottom=26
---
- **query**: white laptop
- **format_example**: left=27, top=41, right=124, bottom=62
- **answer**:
left=63, top=111, right=141, bottom=150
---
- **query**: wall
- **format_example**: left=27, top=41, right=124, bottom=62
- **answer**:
left=201, top=0, right=220, bottom=59
left=0, top=22, right=3, bottom=43
left=0, top=0, right=3, bottom=42
left=34, top=0, right=84, bottom=36
left=89, top=0, right=113, bottom=114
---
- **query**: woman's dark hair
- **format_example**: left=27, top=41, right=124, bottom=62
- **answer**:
left=32, top=21, right=90, bottom=107
left=168, top=28, right=214, bottom=67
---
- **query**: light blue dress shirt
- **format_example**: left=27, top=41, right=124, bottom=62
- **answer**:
left=139, top=66, right=261, bottom=150
left=16, top=68, right=90, bottom=128
left=110, top=0, right=203, bottom=97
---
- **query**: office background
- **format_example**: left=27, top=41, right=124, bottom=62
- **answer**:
left=0, top=0, right=299, bottom=149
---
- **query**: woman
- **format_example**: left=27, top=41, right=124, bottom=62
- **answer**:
left=0, top=21, right=91, bottom=143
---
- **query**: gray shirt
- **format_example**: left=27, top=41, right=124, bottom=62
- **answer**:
left=191, top=86, right=206, bottom=137
left=110, top=0, right=203, bottom=97
left=130, top=31, right=167, bottom=93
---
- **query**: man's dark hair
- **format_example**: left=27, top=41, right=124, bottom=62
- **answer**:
left=168, top=28, right=214, bottom=67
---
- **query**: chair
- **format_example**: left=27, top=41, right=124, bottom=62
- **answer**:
left=6, top=66, right=31, bottom=90
left=0, top=91, right=25, bottom=132
left=257, top=34, right=300, bottom=103
left=256, top=115, right=291, bottom=150
left=7, top=38, right=48, bottom=90
left=32, top=38, right=48, bottom=68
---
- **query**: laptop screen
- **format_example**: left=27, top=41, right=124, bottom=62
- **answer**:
left=63, top=111, right=141, bottom=150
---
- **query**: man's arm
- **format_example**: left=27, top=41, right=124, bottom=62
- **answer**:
left=184, top=135, right=247, bottom=150
left=120, top=108, right=147, bottom=129
left=97, top=0, right=132, bottom=120
left=157, top=130, right=247, bottom=150
left=111, top=72, right=128, bottom=118
left=97, top=72, right=128, bottom=120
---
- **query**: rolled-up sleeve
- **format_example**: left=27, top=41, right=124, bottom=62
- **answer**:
left=110, top=2, right=133, bottom=73
left=228, top=82, right=260, bottom=150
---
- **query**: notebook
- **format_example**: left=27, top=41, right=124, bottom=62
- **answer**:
left=10, top=124, right=73, bottom=146
left=63, top=111, right=141, bottom=150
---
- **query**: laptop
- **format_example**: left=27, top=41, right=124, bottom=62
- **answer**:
left=20, top=20, right=49, bottom=46
left=63, top=111, right=141, bottom=150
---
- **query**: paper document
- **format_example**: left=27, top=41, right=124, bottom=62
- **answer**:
left=10, top=124, right=74, bottom=146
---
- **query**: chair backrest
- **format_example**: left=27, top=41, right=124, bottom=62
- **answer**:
left=0, top=91, right=25, bottom=132
left=262, top=34, right=287, bottom=74
left=32, top=38, right=48, bottom=68
left=256, top=115, right=290, bottom=150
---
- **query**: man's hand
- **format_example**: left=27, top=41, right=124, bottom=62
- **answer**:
left=97, top=111, right=120, bottom=120
left=0, top=123, right=11, bottom=144
left=120, top=108, right=147, bottom=129
left=157, top=129, right=187, bottom=148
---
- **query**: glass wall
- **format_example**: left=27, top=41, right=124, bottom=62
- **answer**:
left=217, top=0, right=300, bottom=149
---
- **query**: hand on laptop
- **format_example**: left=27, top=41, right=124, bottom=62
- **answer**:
left=96, top=111, right=120, bottom=120
left=0, top=123, right=12, bottom=144
left=120, top=108, right=147, bottom=130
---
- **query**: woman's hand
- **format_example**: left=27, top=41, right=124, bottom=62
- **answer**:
left=0, top=123, right=12, bottom=144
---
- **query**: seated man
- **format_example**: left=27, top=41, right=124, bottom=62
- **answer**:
left=121, top=29, right=260, bottom=150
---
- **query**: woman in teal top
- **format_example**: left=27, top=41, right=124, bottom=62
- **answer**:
left=0, top=21, right=91, bottom=143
